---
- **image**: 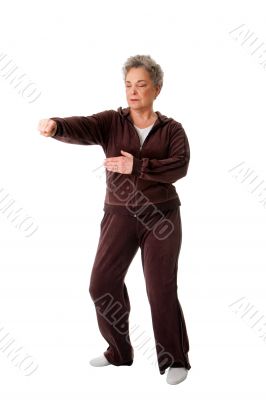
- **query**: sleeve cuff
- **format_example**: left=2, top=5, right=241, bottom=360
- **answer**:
left=131, top=157, right=143, bottom=176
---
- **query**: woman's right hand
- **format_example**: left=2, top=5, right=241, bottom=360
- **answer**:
left=38, top=119, right=57, bottom=137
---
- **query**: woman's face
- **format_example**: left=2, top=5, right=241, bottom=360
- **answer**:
left=125, top=67, right=159, bottom=111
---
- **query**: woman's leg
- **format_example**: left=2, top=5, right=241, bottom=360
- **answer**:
left=137, top=207, right=191, bottom=375
left=89, top=212, right=139, bottom=366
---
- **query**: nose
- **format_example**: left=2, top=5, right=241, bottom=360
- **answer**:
left=128, top=86, right=137, bottom=95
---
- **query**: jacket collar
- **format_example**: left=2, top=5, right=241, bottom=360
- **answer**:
left=117, top=106, right=170, bottom=127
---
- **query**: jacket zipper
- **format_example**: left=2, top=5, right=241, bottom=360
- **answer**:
left=131, top=124, right=157, bottom=208
left=133, top=127, right=141, bottom=208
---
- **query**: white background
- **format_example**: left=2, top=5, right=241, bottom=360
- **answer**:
left=0, top=0, right=266, bottom=398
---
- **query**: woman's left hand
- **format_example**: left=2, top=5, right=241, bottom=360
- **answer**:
left=103, top=150, right=134, bottom=174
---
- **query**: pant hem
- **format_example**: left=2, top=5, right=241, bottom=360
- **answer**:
left=159, top=360, right=191, bottom=375
left=104, top=350, right=133, bottom=366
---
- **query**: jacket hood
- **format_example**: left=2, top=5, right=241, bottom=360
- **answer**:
left=117, top=106, right=172, bottom=126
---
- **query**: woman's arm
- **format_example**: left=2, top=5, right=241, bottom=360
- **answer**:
left=49, top=109, right=115, bottom=148
left=131, top=123, right=190, bottom=184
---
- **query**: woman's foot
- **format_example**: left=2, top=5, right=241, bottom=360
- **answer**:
left=89, top=354, right=111, bottom=367
left=166, top=367, right=188, bottom=385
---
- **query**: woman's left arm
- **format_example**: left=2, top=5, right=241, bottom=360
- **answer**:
left=131, top=123, right=190, bottom=184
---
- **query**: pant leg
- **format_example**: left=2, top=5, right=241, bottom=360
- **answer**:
left=136, top=206, right=191, bottom=375
left=89, top=211, right=139, bottom=366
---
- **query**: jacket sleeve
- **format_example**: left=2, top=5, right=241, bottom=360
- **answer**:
left=49, top=109, right=115, bottom=149
left=131, top=122, right=190, bottom=184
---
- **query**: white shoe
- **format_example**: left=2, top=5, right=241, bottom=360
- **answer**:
left=166, top=367, right=188, bottom=385
left=89, top=354, right=111, bottom=367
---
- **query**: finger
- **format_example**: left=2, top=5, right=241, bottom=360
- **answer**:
left=104, top=161, right=119, bottom=166
left=104, top=156, right=122, bottom=161
left=38, top=120, right=45, bottom=131
left=39, top=120, right=48, bottom=133
left=105, top=166, right=119, bottom=172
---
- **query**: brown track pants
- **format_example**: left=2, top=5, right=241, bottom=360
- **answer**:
left=88, top=206, right=191, bottom=375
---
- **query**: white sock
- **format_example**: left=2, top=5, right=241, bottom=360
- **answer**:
left=89, top=354, right=111, bottom=367
left=166, top=367, right=188, bottom=385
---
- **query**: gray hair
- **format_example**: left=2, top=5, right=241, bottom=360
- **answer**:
left=122, top=54, right=164, bottom=89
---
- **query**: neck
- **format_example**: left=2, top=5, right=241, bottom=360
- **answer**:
left=129, top=107, right=156, bottom=121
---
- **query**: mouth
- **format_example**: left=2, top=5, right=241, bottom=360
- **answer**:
left=130, top=99, right=139, bottom=101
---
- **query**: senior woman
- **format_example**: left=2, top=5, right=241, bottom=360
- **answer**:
left=38, top=54, right=191, bottom=385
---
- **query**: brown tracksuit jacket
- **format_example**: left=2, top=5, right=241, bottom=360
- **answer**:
left=50, top=106, right=190, bottom=215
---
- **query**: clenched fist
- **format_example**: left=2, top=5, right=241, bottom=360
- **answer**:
left=38, top=119, right=57, bottom=137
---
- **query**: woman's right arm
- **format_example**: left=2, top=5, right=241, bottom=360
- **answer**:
left=38, top=109, right=115, bottom=148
